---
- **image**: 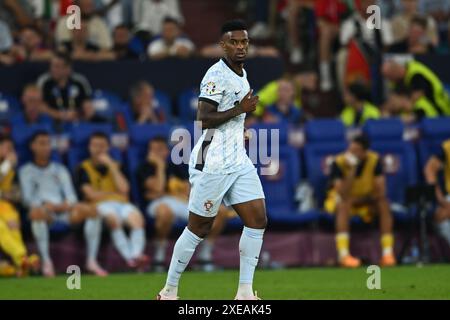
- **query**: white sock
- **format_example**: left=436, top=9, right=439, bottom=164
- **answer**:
left=197, top=239, right=213, bottom=262
left=84, top=218, right=102, bottom=263
left=437, top=220, right=450, bottom=245
left=154, top=240, right=168, bottom=264
left=130, top=228, right=145, bottom=259
left=31, top=221, right=50, bottom=263
left=111, top=229, right=132, bottom=261
left=165, top=227, right=203, bottom=289
left=237, top=226, right=265, bottom=297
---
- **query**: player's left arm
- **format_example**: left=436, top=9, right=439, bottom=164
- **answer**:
left=198, top=90, right=258, bottom=128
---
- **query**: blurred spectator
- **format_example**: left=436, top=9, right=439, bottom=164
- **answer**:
left=315, top=0, right=350, bottom=91
left=129, top=81, right=166, bottom=124
left=76, top=132, right=148, bottom=270
left=424, top=138, right=450, bottom=249
left=389, top=16, right=436, bottom=54
left=324, top=135, right=396, bottom=268
left=19, top=131, right=106, bottom=277
left=340, top=82, right=380, bottom=127
left=0, top=19, right=14, bottom=65
left=11, top=26, right=53, bottom=62
left=55, top=0, right=113, bottom=50
left=337, top=0, right=394, bottom=91
left=59, top=18, right=115, bottom=61
left=133, top=0, right=184, bottom=38
left=80, top=99, right=111, bottom=123
left=37, top=52, right=92, bottom=123
left=0, top=0, right=34, bottom=33
left=255, top=71, right=317, bottom=118
left=11, top=84, right=53, bottom=126
left=418, top=0, right=450, bottom=45
left=287, top=0, right=315, bottom=64
left=0, top=134, right=40, bottom=277
left=382, top=58, right=450, bottom=116
left=112, top=24, right=139, bottom=60
left=136, top=137, right=233, bottom=271
left=391, top=0, right=439, bottom=47
left=262, top=79, right=303, bottom=124
left=384, top=84, right=439, bottom=123
left=147, top=17, right=195, bottom=60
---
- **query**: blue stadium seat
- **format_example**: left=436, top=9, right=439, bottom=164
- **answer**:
left=304, top=142, right=348, bottom=206
left=69, top=123, right=113, bottom=147
left=418, top=117, right=450, bottom=171
left=91, top=89, right=123, bottom=122
left=125, top=146, right=147, bottom=207
left=0, top=92, right=20, bottom=125
left=129, top=123, right=171, bottom=152
left=363, top=118, right=403, bottom=142
left=257, top=145, right=319, bottom=225
left=304, top=119, right=346, bottom=144
left=249, top=122, right=289, bottom=146
left=178, top=88, right=198, bottom=122
left=363, top=119, right=418, bottom=222
left=155, top=90, right=172, bottom=121
left=304, top=119, right=348, bottom=206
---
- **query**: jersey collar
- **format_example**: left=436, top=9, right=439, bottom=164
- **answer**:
left=221, top=58, right=244, bottom=77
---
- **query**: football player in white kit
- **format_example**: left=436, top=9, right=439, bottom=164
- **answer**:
left=157, top=20, right=267, bottom=300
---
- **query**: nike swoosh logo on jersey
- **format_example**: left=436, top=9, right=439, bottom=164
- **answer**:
left=235, top=91, right=240, bottom=95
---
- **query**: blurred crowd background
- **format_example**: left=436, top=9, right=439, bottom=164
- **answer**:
left=1, top=0, right=450, bottom=277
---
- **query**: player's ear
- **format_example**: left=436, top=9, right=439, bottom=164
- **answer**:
left=219, top=40, right=226, bottom=50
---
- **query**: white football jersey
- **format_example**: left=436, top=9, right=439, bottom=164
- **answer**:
left=190, top=58, right=254, bottom=174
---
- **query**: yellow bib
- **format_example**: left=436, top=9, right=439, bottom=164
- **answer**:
left=80, top=160, right=128, bottom=203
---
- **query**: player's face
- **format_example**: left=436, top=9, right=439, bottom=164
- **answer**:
left=31, top=135, right=51, bottom=161
left=0, top=140, right=13, bottom=158
left=89, top=137, right=109, bottom=160
left=348, top=142, right=366, bottom=161
left=221, top=30, right=249, bottom=63
left=149, top=141, right=169, bottom=160
left=50, top=57, right=70, bottom=81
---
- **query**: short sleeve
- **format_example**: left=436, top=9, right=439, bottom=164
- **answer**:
left=198, top=70, right=224, bottom=107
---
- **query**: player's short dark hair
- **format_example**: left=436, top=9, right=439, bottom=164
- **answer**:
left=348, top=82, right=370, bottom=101
left=53, top=51, right=72, bottom=66
left=352, top=134, right=371, bottom=150
left=149, top=136, right=168, bottom=145
left=29, top=130, right=50, bottom=145
left=411, top=15, right=428, bottom=29
left=89, top=131, right=110, bottom=144
left=221, top=19, right=247, bottom=35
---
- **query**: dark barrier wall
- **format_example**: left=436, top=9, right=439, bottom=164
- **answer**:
left=0, top=57, right=284, bottom=100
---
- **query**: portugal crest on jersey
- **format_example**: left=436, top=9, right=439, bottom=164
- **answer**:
left=204, top=200, right=213, bottom=212
left=205, top=81, right=216, bottom=95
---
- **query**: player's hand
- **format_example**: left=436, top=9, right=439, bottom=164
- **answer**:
left=239, top=89, right=259, bottom=113
left=148, top=151, right=166, bottom=168
left=98, top=153, right=114, bottom=167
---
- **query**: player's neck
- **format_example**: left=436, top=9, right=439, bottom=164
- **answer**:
left=223, top=57, right=243, bottom=75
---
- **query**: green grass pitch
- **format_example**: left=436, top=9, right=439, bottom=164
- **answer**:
left=1, top=265, right=449, bottom=300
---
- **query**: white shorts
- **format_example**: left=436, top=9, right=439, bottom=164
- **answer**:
left=96, top=201, right=139, bottom=223
left=188, top=165, right=265, bottom=217
left=147, top=196, right=189, bottom=221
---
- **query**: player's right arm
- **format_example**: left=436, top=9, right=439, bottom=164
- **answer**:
left=198, top=89, right=259, bottom=129
left=424, top=155, right=445, bottom=205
